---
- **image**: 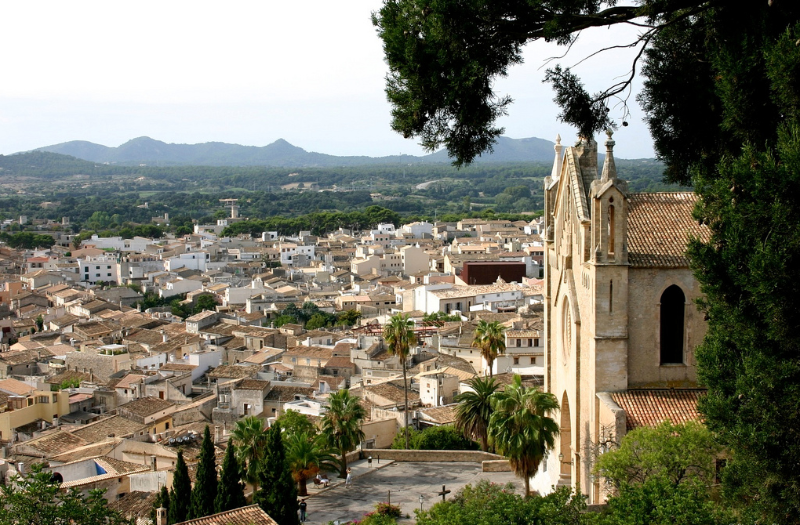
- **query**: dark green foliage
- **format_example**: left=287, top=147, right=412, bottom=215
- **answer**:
left=0, top=231, right=57, bottom=249
left=421, top=311, right=462, bottom=323
left=335, top=309, right=362, bottom=327
left=488, top=375, right=559, bottom=497
left=321, top=389, right=366, bottom=478
left=415, top=480, right=584, bottom=525
left=305, top=312, right=335, bottom=330
left=275, top=410, right=317, bottom=441
left=189, top=426, right=218, bottom=519
left=689, top=121, right=800, bottom=523
left=151, top=486, right=171, bottom=525
left=594, top=421, right=720, bottom=488
left=455, top=376, right=500, bottom=452
left=0, top=463, right=130, bottom=525
left=254, top=424, right=299, bottom=525
left=587, top=477, right=731, bottom=525
left=168, top=451, right=191, bottom=525
left=390, top=425, right=478, bottom=451
left=215, top=443, right=247, bottom=514
left=372, top=0, right=683, bottom=165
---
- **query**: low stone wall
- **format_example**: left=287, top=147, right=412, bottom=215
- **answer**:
left=481, top=460, right=512, bottom=472
left=361, top=449, right=503, bottom=463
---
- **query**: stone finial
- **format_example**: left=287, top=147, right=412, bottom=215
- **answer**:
left=601, top=129, right=617, bottom=181
left=550, top=133, right=564, bottom=181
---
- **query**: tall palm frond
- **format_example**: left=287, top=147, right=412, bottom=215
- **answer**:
left=472, top=320, right=506, bottom=377
left=455, top=376, right=499, bottom=452
left=285, top=431, right=339, bottom=496
left=383, top=313, right=417, bottom=449
left=321, top=389, right=366, bottom=478
left=488, top=375, right=559, bottom=497
left=231, top=416, right=269, bottom=493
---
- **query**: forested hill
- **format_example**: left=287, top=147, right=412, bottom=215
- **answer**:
left=31, top=135, right=560, bottom=167
left=0, top=151, right=122, bottom=177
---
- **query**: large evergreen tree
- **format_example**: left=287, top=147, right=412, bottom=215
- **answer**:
left=320, top=389, right=366, bottom=479
left=189, top=426, right=218, bottom=519
left=254, top=424, right=299, bottom=525
left=151, top=486, right=171, bottom=525
left=168, top=451, right=191, bottom=525
left=215, top=442, right=247, bottom=514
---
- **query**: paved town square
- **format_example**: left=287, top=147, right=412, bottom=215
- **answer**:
left=303, top=460, right=523, bottom=524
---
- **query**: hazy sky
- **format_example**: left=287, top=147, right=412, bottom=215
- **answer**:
left=0, top=1, right=656, bottom=159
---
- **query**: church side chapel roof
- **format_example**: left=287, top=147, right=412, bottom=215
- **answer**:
left=627, top=193, right=710, bottom=268
left=611, top=389, right=705, bottom=431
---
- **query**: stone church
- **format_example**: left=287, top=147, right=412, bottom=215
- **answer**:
left=532, top=133, right=709, bottom=502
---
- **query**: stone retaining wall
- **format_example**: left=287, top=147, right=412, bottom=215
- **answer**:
left=361, top=449, right=503, bottom=463
left=481, top=459, right=512, bottom=472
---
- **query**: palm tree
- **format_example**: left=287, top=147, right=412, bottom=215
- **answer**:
left=383, top=313, right=416, bottom=448
left=321, top=389, right=366, bottom=478
left=472, top=320, right=506, bottom=377
left=488, top=375, right=559, bottom=497
left=285, top=432, right=339, bottom=496
left=454, top=376, right=500, bottom=452
left=231, top=416, right=269, bottom=493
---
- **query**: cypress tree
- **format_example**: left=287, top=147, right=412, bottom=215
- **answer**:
left=160, top=487, right=171, bottom=525
left=150, top=486, right=171, bottom=525
left=168, top=451, right=191, bottom=525
left=215, top=441, right=247, bottom=513
left=255, top=424, right=299, bottom=525
left=189, top=426, right=218, bottom=519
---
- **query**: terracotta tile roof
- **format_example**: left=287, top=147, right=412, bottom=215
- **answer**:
left=208, top=364, right=260, bottom=380
left=174, top=504, right=278, bottom=525
left=96, top=456, right=146, bottom=475
left=0, top=378, right=36, bottom=396
left=160, top=363, right=197, bottom=371
left=18, top=430, right=90, bottom=456
left=0, top=348, right=44, bottom=365
left=50, top=439, right=122, bottom=463
left=243, top=348, right=284, bottom=364
left=110, top=491, right=158, bottom=520
left=285, top=346, right=334, bottom=359
left=627, top=193, right=709, bottom=268
left=265, top=385, right=314, bottom=401
left=71, top=415, right=146, bottom=441
left=324, top=356, right=354, bottom=369
left=610, top=389, right=705, bottom=431
left=119, top=396, right=175, bottom=417
left=237, top=379, right=270, bottom=391
left=418, top=404, right=458, bottom=425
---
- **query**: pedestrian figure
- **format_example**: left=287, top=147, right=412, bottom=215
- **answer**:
left=345, top=467, right=352, bottom=486
left=299, top=499, right=307, bottom=522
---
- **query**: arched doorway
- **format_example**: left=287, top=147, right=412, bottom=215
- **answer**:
left=559, top=392, right=572, bottom=486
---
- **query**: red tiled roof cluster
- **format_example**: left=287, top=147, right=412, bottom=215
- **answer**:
left=611, top=389, right=705, bottom=431
left=626, top=193, right=709, bottom=268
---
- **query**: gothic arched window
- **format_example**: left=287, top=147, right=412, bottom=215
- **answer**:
left=660, top=285, right=685, bottom=364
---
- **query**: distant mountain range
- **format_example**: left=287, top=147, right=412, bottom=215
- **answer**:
left=31, top=136, right=560, bottom=167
